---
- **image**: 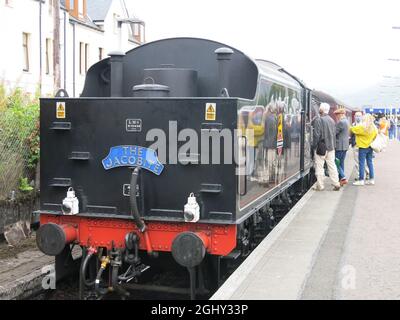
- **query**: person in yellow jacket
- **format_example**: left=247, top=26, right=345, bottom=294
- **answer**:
left=350, top=114, right=378, bottom=186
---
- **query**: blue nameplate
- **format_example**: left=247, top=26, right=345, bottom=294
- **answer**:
left=102, top=145, right=164, bottom=175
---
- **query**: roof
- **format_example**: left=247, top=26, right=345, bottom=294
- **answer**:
left=69, top=14, right=103, bottom=32
left=59, top=0, right=113, bottom=30
left=255, top=59, right=302, bottom=90
left=60, top=0, right=114, bottom=22
left=87, top=0, right=113, bottom=22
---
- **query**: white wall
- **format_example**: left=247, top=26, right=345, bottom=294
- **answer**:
left=0, top=0, right=41, bottom=94
left=0, top=0, right=141, bottom=97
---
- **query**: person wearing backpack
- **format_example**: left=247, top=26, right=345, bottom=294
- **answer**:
left=312, top=103, right=341, bottom=191
left=351, top=114, right=378, bottom=186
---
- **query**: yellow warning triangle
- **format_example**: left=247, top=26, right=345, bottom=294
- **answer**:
left=207, top=105, right=215, bottom=113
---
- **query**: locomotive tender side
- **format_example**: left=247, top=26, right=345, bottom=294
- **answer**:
left=36, top=37, right=315, bottom=298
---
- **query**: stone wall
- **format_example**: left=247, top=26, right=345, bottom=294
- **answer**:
left=0, top=192, right=39, bottom=235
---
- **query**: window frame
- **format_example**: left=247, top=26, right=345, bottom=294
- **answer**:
left=22, top=32, right=30, bottom=72
left=45, top=38, right=52, bottom=75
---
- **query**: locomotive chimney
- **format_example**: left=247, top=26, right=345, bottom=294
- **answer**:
left=214, top=47, right=234, bottom=97
left=108, top=51, right=125, bottom=97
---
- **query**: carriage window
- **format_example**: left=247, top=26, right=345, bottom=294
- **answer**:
left=238, top=79, right=303, bottom=210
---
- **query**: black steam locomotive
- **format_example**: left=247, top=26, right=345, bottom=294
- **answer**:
left=35, top=37, right=350, bottom=299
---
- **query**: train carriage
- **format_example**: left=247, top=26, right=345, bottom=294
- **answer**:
left=312, top=90, right=356, bottom=124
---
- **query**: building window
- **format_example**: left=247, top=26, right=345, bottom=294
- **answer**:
left=79, top=42, right=89, bottom=74
left=22, top=33, right=30, bottom=72
left=45, top=38, right=52, bottom=75
left=99, top=47, right=104, bottom=61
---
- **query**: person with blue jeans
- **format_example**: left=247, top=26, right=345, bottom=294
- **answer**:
left=351, top=114, right=378, bottom=186
left=358, top=147, right=374, bottom=182
left=334, top=108, right=350, bottom=186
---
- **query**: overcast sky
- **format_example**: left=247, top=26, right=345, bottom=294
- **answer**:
left=129, top=0, right=400, bottom=107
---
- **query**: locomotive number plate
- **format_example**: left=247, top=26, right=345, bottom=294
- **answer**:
left=126, top=119, right=142, bottom=132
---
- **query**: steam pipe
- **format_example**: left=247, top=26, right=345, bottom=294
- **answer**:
left=214, top=47, right=234, bottom=97
left=129, top=167, right=145, bottom=232
left=108, top=51, right=125, bottom=97
left=129, top=167, right=154, bottom=255
left=80, top=248, right=96, bottom=287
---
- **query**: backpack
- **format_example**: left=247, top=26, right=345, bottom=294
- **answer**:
left=316, top=139, right=327, bottom=156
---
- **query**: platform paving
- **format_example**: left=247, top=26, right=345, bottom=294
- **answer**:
left=334, top=141, right=400, bottom=299
left=212, top=142, right=400, bottom=300
left=0, top=249, right=54, bottom=300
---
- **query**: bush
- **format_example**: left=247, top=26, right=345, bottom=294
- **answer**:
left=0, top=85, right=40, bottom=200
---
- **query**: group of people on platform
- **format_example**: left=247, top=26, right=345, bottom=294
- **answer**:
left=312, top=103, right=388, bottom=191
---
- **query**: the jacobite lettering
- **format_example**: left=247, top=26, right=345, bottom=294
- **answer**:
left=102, top=145, right=164, bottom=175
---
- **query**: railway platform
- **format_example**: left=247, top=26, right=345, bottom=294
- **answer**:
left=212, top=141, right=400, bottom=300
left=0, top=245, right=53, bottom=300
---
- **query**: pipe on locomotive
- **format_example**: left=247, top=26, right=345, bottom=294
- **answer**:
left=214, top=47, right=234, bottom=97
left=129, top=167, right=145, bottom=232
left=80, top=247, right=97, bottom=288
left=108, top=51, right=125, bottom=97
left=130, top=167, right=154, bottom=255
